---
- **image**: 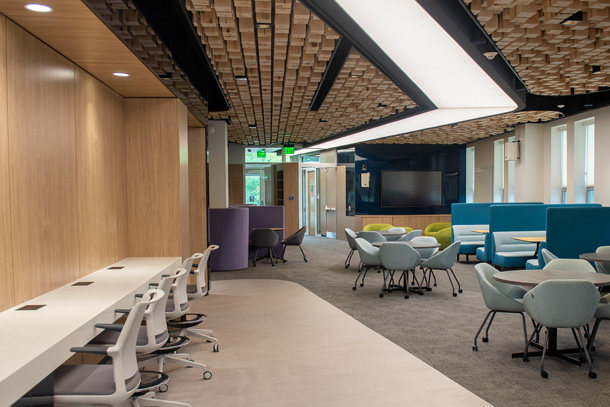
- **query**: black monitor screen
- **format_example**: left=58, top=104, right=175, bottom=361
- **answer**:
left=381, top=170, right=443, bottom=207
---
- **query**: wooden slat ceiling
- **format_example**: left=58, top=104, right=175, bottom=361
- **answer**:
left=367, top=111, right=561, bottom=145
left=465, top=0, right=610, bottom=95
left=0, top=0, right=173, bottom=98
left=185, top=0, right=417, bottom=145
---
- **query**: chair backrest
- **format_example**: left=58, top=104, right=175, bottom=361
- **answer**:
left=544, top=259, right=596, bottom=273
left=492, top=230, right=545, bottom=253
left=451, top=224, right=487, bottom=244
left=250, top=228, right=279, bottom=248
left=284, top=226, right=306, bottom=245
left=379, top=242, right=420, bottom=271
left=357, top=231, right=386, bottom=244
left=421, top=241, right=461, bottom=269
left=523, top=279, right=599, bottom=328
left=354, top=238, right=382, bottom=267
left=595, top=246, right=610, bottom=274
left=139, top=283, right=170, bottom=354
left=112, top=290, right=163, bottom=401
left=541, top=248, right=558, bottom=267
left=474, top=263, right=526, bottom=312
left=190, top=245, right=219, bottom=298
left=398, top=229, right=422, bottom=241
left=165, top=268, right=190, bottom=320
left=345, top=228, right=358, bottom=250
left=424, top=222, right=451, bottom=236
left=387, top=227, right=406, bottom=233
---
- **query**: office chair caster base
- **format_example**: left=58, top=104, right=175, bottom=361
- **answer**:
left=482, top=337, right=488, bottom=343
left=458, top=289, right=463, bottom=293
left=541, top=371, right=548, bottom=378
left=360, top=283, right=364, bottom=287
left=379, top=293, right=384, bottom=298
left=213, top=344, right=219, bottom=352
left=589, top=372, right=597, bottom=379
left=203, top=371, right=213, bottom=380
left=352, top=287, right=356, bottom=290
left=453, top=293, right=458, bottom=297
left=472, top=346, right=478, bottom=351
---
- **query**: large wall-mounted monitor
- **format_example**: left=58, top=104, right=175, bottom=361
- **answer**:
left=381, top=170, right=443, bottom=207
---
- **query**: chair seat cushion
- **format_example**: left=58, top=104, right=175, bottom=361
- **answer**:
left=476, top=247, right=490, bottom=262
left=494, top=251, right=535, bottom=268
left=54, top=365, right=133, bottom=396
left=459, top=242, right=483, bottom=254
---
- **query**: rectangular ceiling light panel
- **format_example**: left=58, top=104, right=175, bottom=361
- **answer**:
left=302, top=0, right=518, bottom=152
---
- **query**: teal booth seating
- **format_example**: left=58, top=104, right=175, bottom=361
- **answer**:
left=544, top=206, right=610, bottom=262
left=452, top=224, right=487, bottom=262
left=492, top=230, right=545, bottom=268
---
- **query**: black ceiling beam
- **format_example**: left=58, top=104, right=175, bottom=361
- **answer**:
left=310, top=37, right=352, bottom=111
left=298, top=0, right=435, bottom=110
left=524, top=90, right=610, bottom=117
left=130, top=0, right=229, bottom=112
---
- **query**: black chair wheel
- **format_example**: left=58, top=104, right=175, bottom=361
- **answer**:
left=434, top=283, right=437, bottom=287
left=453, top=293, right=458, bottom=297
left=591, top=346, right=596, bottom=352
left=541, top=370, right=548, bottom=379
left=304, top=259, right=308, bottom=262
left=426, top=288, right=432, bottom=291
left=283, top=260, right=287, bottom=263
left=360, top=283, right=364, bottom=287
left=345, top=265, right=349, bottom=269
left=458, top=289, right=463, bottom=293
left=417, top=291, right=424, bottom=296
left=203, top=371, right=213, bottom=380
left=379, top=293, right=384, bottom=298
left=213, top=344, right=219, bottom=352
left=352, top=286, right=357, bottom=291
left=472, top=346, right=478, bottom=351
left=404, top=295, right=409, bottom=299
left=523, top=357, right=529, bottom=363
left=589, top=371, right=597, bottom=379
left=482, top=337, right=488, bottom=343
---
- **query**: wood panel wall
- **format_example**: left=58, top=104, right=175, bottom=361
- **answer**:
left=228, top=164, right=245, bottom=204
left=75, top=68, right=127, bottom=276
left=0, top=15, right=13, bottom=310
left=283, top=163, right=300, bottom=236
left=7, top=21, right=80, bottom=304
left=188, top=127, right=207, bottom=254
left=335, top=166, right=355, bottom=241
left=125, top=98, right=190, bottom=259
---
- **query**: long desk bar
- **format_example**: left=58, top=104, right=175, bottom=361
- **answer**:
left=0, top=257, right=181, bottom=406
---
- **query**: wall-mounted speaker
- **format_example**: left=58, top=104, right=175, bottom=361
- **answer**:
left=505, top=141, right=520, bottom=161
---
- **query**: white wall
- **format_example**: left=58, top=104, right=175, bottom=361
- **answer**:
left=470, top=105, right=610, bottom=205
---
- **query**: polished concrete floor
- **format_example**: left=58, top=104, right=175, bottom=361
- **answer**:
left=157, top=279, right=490, bottom=406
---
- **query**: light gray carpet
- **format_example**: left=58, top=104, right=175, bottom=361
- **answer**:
left=211, top=236, right=610, bottom=407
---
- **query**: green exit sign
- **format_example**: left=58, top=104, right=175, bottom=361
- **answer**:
left=283, top=146, right=295, bottom=155
left=257, top=150, right=266, bottom=158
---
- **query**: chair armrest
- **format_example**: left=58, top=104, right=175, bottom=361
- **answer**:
left=95, top=323, right=124, bottom=332
left=70, top=346, right=110, bottom=356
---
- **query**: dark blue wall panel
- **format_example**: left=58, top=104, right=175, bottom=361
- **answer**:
left=355, top=144, right=466, bottom=215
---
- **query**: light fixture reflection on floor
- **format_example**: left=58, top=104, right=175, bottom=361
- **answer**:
left=301, top=0, right=517, bottom=152
left=113, top=72, right=130, bottom=77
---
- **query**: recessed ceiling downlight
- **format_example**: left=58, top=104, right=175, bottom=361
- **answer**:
left=25, top=4, right=53, bottom=12
left=113, top=72, right=130, bottom=77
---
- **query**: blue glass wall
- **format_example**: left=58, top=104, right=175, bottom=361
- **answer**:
left=355, top=144, right=466, bottom=215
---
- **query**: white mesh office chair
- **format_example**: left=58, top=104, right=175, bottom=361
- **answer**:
left=171, top=247, right=221, bottom=352
left=52, top=291, right=159, bottom=405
